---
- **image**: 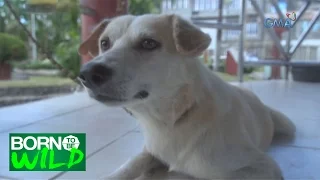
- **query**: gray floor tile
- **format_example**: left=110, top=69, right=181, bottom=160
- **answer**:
left=269, top=145, right=320, bottom=180
left=0, top=114, right=138, bottom=165
left=0, top=101, right=138, bottom=179
left=0, top=81, right=319, bottom=179
left=272, top=119, right=320, bottom=149
left=56, top=132, right=144, bottom=179
left=0, top=134, right=9, bottom=169
left=0, top=92, right=97, bottom=132
left=0, top=166, right=59, bottom=180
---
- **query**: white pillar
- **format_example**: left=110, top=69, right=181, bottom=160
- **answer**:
left=317, top=46, right=320, bottom=62
left=31, top=13, right=37, bottom=61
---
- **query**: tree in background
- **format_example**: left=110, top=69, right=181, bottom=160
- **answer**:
left=1, top=0, right=81, bottom=76
left=0, top=0, right=29, bottom=40
left=1, top=0, right=162, bottom=55
left=0, top=0, right=161, bottom=76
left=129, top=0, right=162, bottom=15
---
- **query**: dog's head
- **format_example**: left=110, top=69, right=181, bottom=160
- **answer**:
left=79, top=14, right=211, bottom=106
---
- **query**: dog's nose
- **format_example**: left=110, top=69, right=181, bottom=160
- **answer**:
left=79, top=62, right=113, bottom=87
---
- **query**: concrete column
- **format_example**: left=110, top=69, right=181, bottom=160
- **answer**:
left=317, top=47, right=320, bottom=62
left=31, top=14, right=37, bottom=61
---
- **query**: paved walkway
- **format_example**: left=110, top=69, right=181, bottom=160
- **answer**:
left=0, top=80, right=319, bottom=179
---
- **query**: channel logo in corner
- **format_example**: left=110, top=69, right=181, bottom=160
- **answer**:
left=264, top=12, right=297, bottom=29
left=286, top=12, right=296, bottom=21
left=9, top=133, right=86, bottom=171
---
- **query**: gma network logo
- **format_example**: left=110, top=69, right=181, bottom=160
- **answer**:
left=264, top=12, right=297, bottom=28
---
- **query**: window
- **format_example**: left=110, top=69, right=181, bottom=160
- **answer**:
left=312, top=22, right=320, bottom=32
left=223, top=30, right=241, bottom=40
left=300, top=21, right=320, bottom=33
left=194, top=0, right=215, bottom=11
left=271, top=1, right=287, bottom=14
left=163, top=0, right=189, bottom=10
left=246, top=22, right=259, bottom=37
left=225, top=0, right=240, bottom=11
left=247, top=48, right=259, bottom=57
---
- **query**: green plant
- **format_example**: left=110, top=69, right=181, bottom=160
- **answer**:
left=0, top=33, right=28, bottom=63
left=13, top=60, right=57, bottom=70
left=244, top=67, right=255, bottom=74
left=57, top=44, right=80, bottom=77
left=129, top=0, right=162, bottom=15
left=217, top=60, right=226, bottom=72
left=0, top=0, right=28, bottom=33
left=217, top=60, right=255, bottom=74
left=55, top=30, right=81, bottom=77
left=0, top=76, right=75, bottom=88
left=5, top=23, right=29, bottom=41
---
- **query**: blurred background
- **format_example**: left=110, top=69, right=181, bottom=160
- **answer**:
left=0, top=0, right=319, bottom=108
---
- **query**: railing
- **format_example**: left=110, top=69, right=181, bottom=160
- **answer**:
left=161, top=0, right=218, bottom=12
left=161, top=0, right=320, bottom=82
left=162, top=0, right=189, bottom=11
left=161, top=0, right=264, bottom=17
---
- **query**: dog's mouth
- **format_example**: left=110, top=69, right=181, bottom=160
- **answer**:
left=91, top=93, right=127, bottom=102
left=90, top=90, right=149, bottom=103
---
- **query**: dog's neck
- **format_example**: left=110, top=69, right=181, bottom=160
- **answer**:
left=127, top=83, right=197, bottom=127
left=126, top=58, right=231, bottom=127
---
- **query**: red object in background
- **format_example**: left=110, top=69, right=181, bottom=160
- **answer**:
left=226, top=51, right=238, bottom=76
left=80, top=0, right=128, bottom=64
left=0, top=63, right=12, bottom=80
left=270, top=27, right=287, bottom=79
left=226, top=27, right=288, bottom=78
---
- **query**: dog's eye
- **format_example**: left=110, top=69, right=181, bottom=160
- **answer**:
left=100, top=39, right=110, bottom=51
left=141, top=39, right=159, bottom=50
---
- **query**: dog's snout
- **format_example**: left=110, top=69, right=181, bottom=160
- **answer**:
left=79, top=63, right=113, bottom=87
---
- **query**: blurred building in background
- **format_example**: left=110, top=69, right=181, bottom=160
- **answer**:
left=161, top=0, right=320, bottom=62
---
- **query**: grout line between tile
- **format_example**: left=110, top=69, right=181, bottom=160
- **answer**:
left=49, top=127, right=139, bottom=180
left=279, top=144, right=320, bottom=151
left=0, top=103, right=98, bottom=134
left=0, top=175, right=18, bottom=180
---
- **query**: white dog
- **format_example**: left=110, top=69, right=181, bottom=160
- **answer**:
left=78, top=14, right=296, bottom=180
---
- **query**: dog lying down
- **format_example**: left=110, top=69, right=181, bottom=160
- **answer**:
left=78, top=14, right=296, bottom=180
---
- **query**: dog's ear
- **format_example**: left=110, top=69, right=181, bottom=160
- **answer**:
left=171, top=15, right=211, bottom=56
left=78, top=19, right=110, bottom=57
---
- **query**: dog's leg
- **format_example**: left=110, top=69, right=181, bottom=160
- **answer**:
left=106, top=150, right=164, bottom=180
left=227, top=154, right=283, bottom=180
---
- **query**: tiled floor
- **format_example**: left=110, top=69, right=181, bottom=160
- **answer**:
left=0, top=80, right=319, bottom=180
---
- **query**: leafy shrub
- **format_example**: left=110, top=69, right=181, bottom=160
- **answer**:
left=0, top=33, right=28, bottom=63
left=13, top=59, right=57, bottom=70
left=217, top=60, right=226, bottom=72
left=244, top=67, right=255, bottom=74
left=55, top=31, right=81, bottom=77
left=217, top=60, right=255, bottom=74
left=56, top=44, right=80, bottom=77
left=129, top=0, right=162, bottom=15
left=5, top=23, right=29, bottom=42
